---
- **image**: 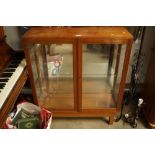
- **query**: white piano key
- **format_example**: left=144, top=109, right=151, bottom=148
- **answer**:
left=0, top=59, right=26, bottom=109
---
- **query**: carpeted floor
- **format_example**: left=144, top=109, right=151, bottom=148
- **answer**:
left=50, top=103, right=148, bottom=129
left=50, top=116, right=148, bottom=129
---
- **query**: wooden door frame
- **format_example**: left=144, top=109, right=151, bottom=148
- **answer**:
left=77, top=38, right=133, bottom=112
left=23, top=39, right=78, bottom=111
left=117, top=40, right=133, bottom=111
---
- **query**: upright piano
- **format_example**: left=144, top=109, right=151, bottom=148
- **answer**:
left=0, top=26, right=27, bottom=128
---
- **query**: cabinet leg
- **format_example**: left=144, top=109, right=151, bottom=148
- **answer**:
left=109, top=115, right=114, bottom=125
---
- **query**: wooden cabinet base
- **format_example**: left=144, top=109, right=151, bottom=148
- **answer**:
left=51, top=109, right=116, bottom=124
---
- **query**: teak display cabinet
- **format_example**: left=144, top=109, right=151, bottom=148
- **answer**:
left=23, top=27, right=133, bottom=124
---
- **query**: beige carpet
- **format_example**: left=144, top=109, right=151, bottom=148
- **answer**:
left=50, top=117, right=147, bottom=129
left=50, top=104, right=148, bottom=129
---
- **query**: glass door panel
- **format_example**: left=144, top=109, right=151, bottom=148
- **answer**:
left=29, top=43, right=74, bottom=110
left=82, top=44, right=121, bottom=109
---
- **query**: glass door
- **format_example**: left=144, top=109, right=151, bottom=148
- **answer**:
left=29, top=43, right=76, bottom=111
left=81, top=44, right=125, bottom=110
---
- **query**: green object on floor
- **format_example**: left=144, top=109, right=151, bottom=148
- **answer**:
left=17, top=117, right=41, bottom=129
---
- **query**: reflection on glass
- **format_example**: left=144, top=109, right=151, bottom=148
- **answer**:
left=29, top=44, right=74, bottom=110
left=82, top=44, right=124, bottom=109
left=113, top=44, right=126, bottom=103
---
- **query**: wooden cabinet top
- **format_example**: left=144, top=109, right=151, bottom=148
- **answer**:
left=23, top=27, right=133, bottom=44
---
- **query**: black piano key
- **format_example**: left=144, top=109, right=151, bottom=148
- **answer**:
left=8, top=58, right=22, bottom=67
left=0, top=73, right=13, bottom=78
left=12, top=58, right=21, bottom=62
left=0, top=83, right=5, bottom=89
left=7, top=64, right=19, bottom=68
left=10, top=60, right=21, bottom=64
left=0, top=78, right=9, bottom=82
left=4, top=68, right=16, bottom=72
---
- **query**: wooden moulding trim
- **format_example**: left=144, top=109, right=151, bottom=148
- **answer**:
left=43, top=108, right=75, bottom=111
left=52, top=109, right=116, bottom=117
left=53, top=115, right=113, bottom=118
left=111, top=45, right=122, bottom=105
left=48, top=108, right=116, bottom=113
left=23, top=38, right=75, bottom=46
left=23, top=46, right=39, bottom=105
left=51, top=108, right=116, bottom=116
left=77, top=39, right=82, bottom=112
left=73, top=41, right=78, bottom=112
left=0, top=68, right=28, bottom=128
left=23, top=38, right=129, bottom=45
left=80, top=38, right=129, bottom=45
left=22, top=27, right=133, bottom=44
left=117, top=39, right=133, bottom=109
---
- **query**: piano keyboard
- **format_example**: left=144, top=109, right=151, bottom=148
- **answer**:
left=0, top=58, right=26, bottom=109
